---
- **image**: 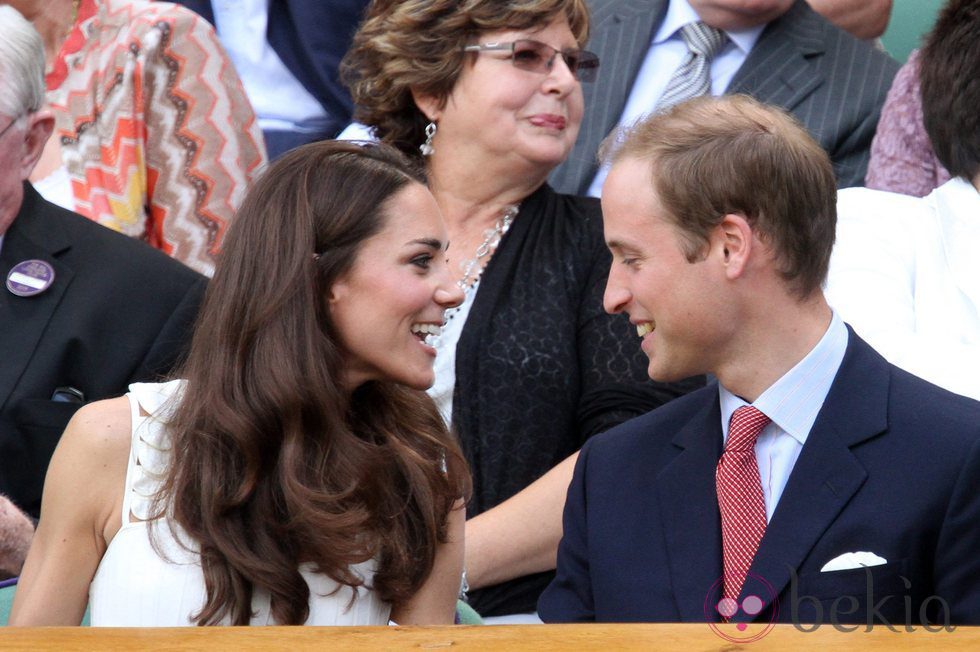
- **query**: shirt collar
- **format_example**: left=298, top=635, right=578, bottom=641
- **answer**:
left=654, top=0, right=767, bottom=55
left=719, top=310, right=849, bottom=445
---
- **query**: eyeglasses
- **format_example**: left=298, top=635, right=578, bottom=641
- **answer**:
left=463, top=39, right=599, bottom=83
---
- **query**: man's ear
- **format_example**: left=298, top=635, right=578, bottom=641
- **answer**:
left=410, top=88, right=442, bottom=123
left=714, top=213, right=753, bottom=281
left=20, top=110, right=54, bottom=180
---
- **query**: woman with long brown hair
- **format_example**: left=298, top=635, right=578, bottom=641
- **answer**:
left=10, top=141, right=469, bottom=626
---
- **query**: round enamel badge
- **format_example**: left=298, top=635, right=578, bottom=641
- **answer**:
left=6, top=259, right=56, bottom=297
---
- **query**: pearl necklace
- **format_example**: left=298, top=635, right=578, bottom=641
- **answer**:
left=444, top=204, right=518, bottom=323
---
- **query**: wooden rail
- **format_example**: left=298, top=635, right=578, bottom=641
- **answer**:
left=1, top=623, right=977, bottom=651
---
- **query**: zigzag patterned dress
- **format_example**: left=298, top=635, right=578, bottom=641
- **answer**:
left=45, top=0, right=267, bottom=275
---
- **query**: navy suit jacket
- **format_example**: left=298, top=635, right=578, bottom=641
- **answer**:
left=539, top=331, right=980, bottom=625
left=0, top=185, right=205, bottom=518
left=175, top=0, right=368, bottom=139
left=550, top=0, right=899, bottom=193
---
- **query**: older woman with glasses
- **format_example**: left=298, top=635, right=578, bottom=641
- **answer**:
left=344, top=0, right=701, bottom=620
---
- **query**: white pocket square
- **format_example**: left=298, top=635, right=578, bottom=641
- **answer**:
left=820, top=551, right=888, bottom=572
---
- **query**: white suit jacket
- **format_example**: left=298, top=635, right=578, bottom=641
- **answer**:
left=826, top=178, right=980, bottom=400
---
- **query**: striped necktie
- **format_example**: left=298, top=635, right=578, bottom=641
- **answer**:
left=656, top=21, right=728, bottom=111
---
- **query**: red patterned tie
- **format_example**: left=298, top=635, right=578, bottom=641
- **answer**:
left=716, top=405, right=771, bottom=603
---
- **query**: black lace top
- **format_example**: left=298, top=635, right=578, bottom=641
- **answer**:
left=455, top=184, right=703, bottom=616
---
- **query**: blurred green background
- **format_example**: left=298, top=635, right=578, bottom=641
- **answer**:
left=880, top=0, right=945, bottom=62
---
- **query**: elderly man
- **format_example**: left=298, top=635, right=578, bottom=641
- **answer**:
left=538, top=95, right=980, bottom=625
left=0, top=6, right=205, bottom=577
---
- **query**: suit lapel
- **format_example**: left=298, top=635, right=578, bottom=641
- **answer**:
left=736, top=332, right=890, bottom=621
left=550, top=0, right=667, bottom=195
left=656, top=392, right=725, bottom=621
left=0, top=186, right=75, bottom=411
left=727, top=0, right=825, bottom=113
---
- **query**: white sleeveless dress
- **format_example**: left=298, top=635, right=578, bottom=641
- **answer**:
left=88, top=380, right=391, bottom=626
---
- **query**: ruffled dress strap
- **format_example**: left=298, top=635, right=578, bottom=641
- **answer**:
left=122, top=379, right=185, bottom=525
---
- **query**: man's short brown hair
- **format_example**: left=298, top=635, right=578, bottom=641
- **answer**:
left=604, top=95, right=837, bottom=299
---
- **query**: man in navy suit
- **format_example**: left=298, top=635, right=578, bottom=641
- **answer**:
left=538, top=95, right=980, bottom=627
left=174, top=0, right=368, bottom=158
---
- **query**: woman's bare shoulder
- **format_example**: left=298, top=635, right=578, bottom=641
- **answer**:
left=28, top=396, right=135, bottom=550
left=44, top=396, right=134, bottom=519
left=10, top=396, right=135, bottom=625
left=61, top=396, right=133, bottom=459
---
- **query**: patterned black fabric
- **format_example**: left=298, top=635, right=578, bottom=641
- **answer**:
left=456, top=184, right=703, bottom=616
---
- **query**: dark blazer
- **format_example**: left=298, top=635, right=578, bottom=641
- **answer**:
left=550, top=0, right=899, bottom=193
left=539, top=331, right=980, bottom=625
left=175, top=0, right=368, bottom=140
left=0, top=184, right=205, bottom=518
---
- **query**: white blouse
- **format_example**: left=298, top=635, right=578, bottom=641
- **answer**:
left=32, top=166, right=75, bottom=212
left=428, top=281, right=479, bottom=426
left=826, top=178, right=980, bottom=400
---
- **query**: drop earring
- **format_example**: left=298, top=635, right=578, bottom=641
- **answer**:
left=420, top=122, right=437, bottom=157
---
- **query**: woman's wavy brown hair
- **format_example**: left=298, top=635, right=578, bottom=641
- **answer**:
left=342, top=0, right=590, bottom=157
left=155, top=141, right=470, bottom=625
